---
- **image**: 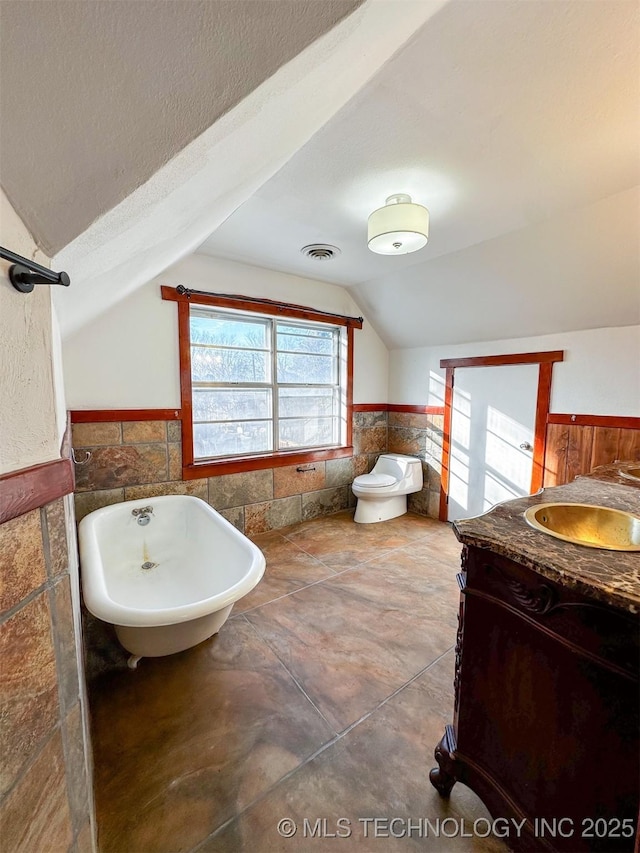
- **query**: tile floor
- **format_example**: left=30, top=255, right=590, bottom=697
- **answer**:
left=88, top=510, right=507, bottom=853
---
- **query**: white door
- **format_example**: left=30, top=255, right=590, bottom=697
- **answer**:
left=447, top=364, right=538, bottom=522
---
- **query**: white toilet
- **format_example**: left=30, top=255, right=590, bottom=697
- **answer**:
left=352, top=453, right=423, bottom=523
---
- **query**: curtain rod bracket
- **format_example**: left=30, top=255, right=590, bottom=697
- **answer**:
left=1, top=246, right=71, bottom=294
left=9, top=264, right=71, bottom=294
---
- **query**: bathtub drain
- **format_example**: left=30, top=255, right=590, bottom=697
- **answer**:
left=141, top=561, right=157, bottom=570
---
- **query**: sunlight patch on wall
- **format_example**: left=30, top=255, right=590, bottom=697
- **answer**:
left=482, top=406, right=533, bottom=511
left=449, top=386, right=471, bottom=511
left=449, top=445, right=470, bottom=511
left=428, top=370, right=445, bottom=407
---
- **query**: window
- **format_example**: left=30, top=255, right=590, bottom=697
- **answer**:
left=162, top=287, right=362, bottom=476
left=191, top=308, right=344, bottom=460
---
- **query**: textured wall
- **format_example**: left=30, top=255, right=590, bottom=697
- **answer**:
left=62, top=258, right=389, bottom=409
left=0, top=190, right=59, bottom=474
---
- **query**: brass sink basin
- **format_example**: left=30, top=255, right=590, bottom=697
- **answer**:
left=619, top=466, right=640, bottom=483
left=524, top=503, right=640, bottom=551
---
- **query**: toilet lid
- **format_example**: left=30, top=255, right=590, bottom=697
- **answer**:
left=354, top=473, right=397, bottom=488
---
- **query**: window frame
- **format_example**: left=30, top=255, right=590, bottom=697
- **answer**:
left=162, top=286, right=362, bottom=478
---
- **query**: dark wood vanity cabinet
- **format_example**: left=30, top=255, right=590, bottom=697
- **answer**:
left=430, top=544, right=639, bottom=853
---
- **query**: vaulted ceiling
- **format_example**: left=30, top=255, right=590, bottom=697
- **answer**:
left=1, top=0, right=638, bottom=348
left=0, top=0, right=363, bottom=254
left=199, top=0, right=640, bottom=348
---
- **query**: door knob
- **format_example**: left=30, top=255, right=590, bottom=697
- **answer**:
left=520, top=442, right=533, bottom=451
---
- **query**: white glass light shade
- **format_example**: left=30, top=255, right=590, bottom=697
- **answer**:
left=367, top=193, right=429, bottom=255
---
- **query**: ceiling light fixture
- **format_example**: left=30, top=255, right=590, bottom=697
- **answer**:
left=367, top=193, right=429, bottom=255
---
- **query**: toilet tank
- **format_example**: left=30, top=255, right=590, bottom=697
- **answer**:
left=374, top=454, right=423, bottom=486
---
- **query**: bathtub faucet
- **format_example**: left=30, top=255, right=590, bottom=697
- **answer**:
left=132, top=506, right=154, bottom=525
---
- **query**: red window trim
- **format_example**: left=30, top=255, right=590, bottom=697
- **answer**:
left=162, top=286, right=357, bottom=477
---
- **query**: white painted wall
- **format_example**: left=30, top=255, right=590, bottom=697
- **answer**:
left=390, top=325, right=640, bottom=417
left=0, top=190, right=64, bottom=474
left=391, top=324, right=639, bottom=518
left=63, top=254, right=389, bottom=408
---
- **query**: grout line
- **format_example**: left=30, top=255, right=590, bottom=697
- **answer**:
left=239, top=520, right=460, bottom=616
left=333, top=644, right=455, bottom=739
left=241, top=615, right=337, bottom=734
left=236, top=562, right=344, bottom=614
left=239, top=549, right=460, bottom=617
left=0, top=717, right=63, bottom=804
left=0, top=577, right=58, bottom=625
left=190, top=643, right=455, bottom=852
left=190, top=724, right=346, bottom=852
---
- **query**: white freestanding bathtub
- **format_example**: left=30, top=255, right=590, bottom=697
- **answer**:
left=79, top=495, right=265, bottom=667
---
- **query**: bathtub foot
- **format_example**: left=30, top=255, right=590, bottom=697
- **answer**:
left=127, top=654, right=142, bottom=670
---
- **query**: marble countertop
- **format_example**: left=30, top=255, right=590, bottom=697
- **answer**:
left=581, top=460, right=640, bottom=489
left=453, top=465, right=640, bottom=614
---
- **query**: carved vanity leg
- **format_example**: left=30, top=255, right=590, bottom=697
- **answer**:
left=429, top=725, right=458, bottom=796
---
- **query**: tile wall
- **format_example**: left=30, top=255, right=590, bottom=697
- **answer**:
left=72, top=410, right=401, bottom=534
left=387, top=411, right=444, bottom=518
left=0, top=498, right=95, bottom=851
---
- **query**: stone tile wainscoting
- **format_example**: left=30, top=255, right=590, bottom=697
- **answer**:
left=387, top=410, right=444, bottom=518
left=0, top=495, right=95, bottom=851
left=71, top=410, right=410, bottom=533
left=70, top=407, right=445, bottom=682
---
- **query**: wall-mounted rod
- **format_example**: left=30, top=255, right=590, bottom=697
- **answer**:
left=0, top=245, right=71, bottom=294
left=175, top=285, right=363, bottom=326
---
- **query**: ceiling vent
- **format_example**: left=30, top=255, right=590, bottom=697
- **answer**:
left=300, top=244, right=341, bottom=261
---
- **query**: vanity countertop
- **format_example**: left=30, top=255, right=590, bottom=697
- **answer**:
left=453, top=465, right=640, bottom=614
left=581, top=460, right=640, bottom=488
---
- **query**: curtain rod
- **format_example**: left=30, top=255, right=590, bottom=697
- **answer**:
left=175, top=285, right=364, bottom=326
left=0, top=245, right=70, bottom=294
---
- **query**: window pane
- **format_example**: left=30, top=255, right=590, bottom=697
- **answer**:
left=185, top=306, right=346, bottom=460
left=278, top=387, right=336, bottom=418
left=193, top=389, right=271, bottom=422
left=279, top=417, right=336, bottom=449
left=191, top=312, right=269, bottom=348
left=277, top=324, right=334, bottom=355
left=192, top=346, right=270, bottom=383
left=277, top=352, right=335, bottom=384
left=193, top=421, right=272, bottom=458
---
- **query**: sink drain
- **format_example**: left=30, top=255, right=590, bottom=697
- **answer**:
left=141, top=561, right=157, bottom=570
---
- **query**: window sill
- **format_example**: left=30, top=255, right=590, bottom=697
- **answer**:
left=182, top=446, right=354, bottom=479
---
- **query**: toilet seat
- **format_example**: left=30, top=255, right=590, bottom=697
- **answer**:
left=353, top=473, right=397, bottom=489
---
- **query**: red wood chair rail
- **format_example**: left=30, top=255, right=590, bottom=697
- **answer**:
left=0, top=458, right=74, bottom=524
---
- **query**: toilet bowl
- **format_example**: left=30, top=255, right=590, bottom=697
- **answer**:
left=352, top=453, right=423, bottom=523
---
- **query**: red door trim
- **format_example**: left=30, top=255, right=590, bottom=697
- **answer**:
left=438, top=351, right=564, bottom=520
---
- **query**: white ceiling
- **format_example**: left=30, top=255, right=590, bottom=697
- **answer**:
left=199, top=0, right=640, bottom=349
left=49, top=2, right=442, bottom=336
left=0, top=0, right=362, bottom=254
